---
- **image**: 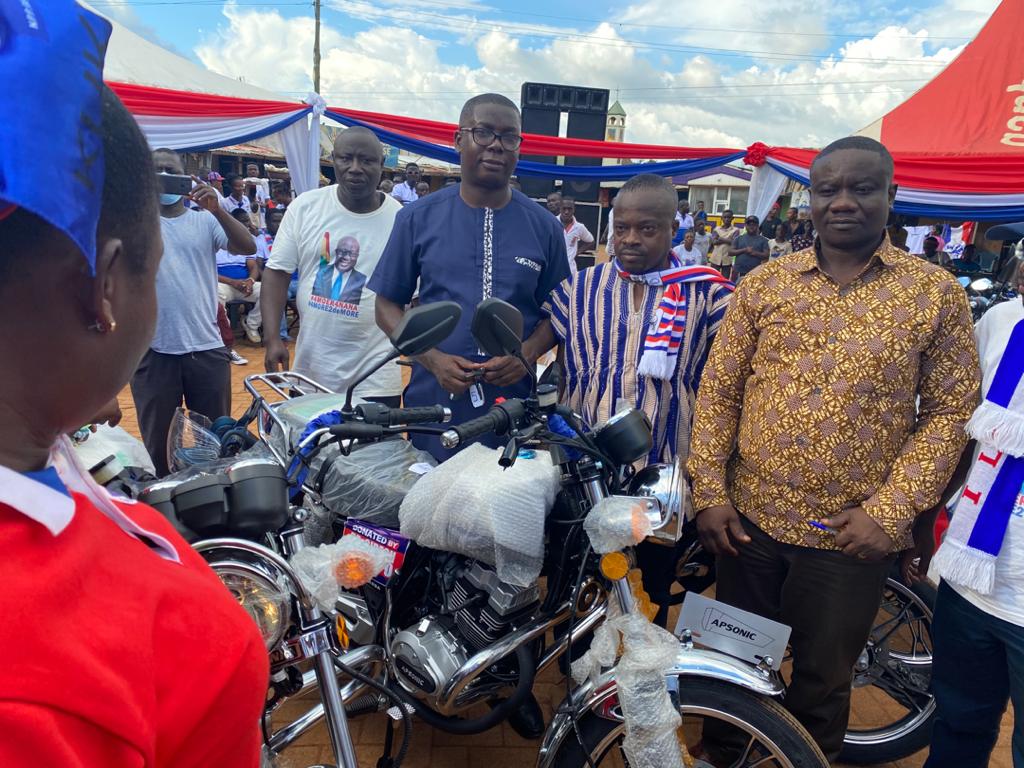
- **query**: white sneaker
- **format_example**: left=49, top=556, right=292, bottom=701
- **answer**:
left=229, top=349, right=248, bottom=366
left=244, top=326, right=262, bottom=344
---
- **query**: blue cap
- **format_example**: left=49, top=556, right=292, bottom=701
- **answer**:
left=0, top=1, right=112, bottom=272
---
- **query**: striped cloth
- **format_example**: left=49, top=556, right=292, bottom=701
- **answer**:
left=616, top=259, right=733, bottom=381
left=545, top=262, right=733, bottom=465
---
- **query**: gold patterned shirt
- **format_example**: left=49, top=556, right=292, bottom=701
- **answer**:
left=688, top=238, right=980, bottom=550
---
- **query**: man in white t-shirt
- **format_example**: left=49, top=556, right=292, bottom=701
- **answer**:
left=559, top=197, right=594, bottom=276
left=671, top=229, right=704, bottom=266
left=908, top=260, right=1024, bottom=767
left=132, top=149, right=256, bottom=476
left=691, top=218, right=712, bottom=261
left=261, top=127, right=403, bottom=405
left=391, top=163, right=421, bottom=206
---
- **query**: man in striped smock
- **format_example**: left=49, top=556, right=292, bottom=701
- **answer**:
left=544, top=173, right=734, bottom=623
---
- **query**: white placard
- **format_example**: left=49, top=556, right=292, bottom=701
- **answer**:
left=675, top=592, right=791, bottom=670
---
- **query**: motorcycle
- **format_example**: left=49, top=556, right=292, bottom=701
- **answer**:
left=144, top=299, right=828, bottom=768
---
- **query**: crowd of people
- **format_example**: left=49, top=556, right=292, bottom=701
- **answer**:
left=2, top=11, right=1022, bottom=765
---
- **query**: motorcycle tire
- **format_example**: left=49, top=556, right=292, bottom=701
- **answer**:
left=549, top=676, right=828, bottom=768
left=839, top=578, right=938, bottom=765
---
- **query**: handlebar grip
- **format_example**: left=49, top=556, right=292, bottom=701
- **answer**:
left=439, top=399, right=527, bottom=450
left=382, top=405, right=452, bottom=426
left=328, top=422, right=385, bottom=440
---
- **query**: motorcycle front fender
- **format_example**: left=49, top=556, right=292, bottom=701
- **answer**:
left=535, top=644, right=784, bottom=768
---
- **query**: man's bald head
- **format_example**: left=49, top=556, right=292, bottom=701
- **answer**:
left=334, top=125, right=383, bottom=156
left=332, top=126, right=385, bottom=207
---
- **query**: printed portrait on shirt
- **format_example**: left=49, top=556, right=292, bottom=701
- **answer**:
left=310, top=232, right=367, bottom=308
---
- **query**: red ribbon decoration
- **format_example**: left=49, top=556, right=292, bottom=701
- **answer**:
left=744, top=142, right=770, bottom=167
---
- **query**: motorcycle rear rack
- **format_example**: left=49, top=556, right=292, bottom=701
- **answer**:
left=241, top=371, right=335, bottom=467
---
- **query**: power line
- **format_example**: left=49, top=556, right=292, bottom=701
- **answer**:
left=306, top=87, right=919, bottom=104
left=276, top=77, right=927, bottom=96
left=94, top=0, right=975, bottom=42
left=94, top=0, right=974, bottom=41
left=329, top=2, right=950, bottom=66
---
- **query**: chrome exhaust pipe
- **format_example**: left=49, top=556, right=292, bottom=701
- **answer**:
left=535, top=601, right=606, bottom=677
left=434, top=602, right=604, bottom=715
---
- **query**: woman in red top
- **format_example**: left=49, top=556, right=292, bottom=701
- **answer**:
left=0, top=24, right=268, bottom=768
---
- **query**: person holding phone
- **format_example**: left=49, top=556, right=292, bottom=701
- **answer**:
left=131, top=150, right=255, bottom=477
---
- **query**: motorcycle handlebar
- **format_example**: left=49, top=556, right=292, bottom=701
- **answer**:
left=354, top=402, right=452, bottom=427
left=327, top=422, right=386, bottom=441
left=440, top=399, right=527, bottom=450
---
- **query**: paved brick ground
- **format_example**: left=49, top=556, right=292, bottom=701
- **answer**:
left=116, top=341, right=1016, bottom=767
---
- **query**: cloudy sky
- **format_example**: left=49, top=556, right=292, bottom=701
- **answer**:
left=97, top=0, right=999, bottom=148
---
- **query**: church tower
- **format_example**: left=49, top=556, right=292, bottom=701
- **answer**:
left=606, top=100, right=626, bottom=143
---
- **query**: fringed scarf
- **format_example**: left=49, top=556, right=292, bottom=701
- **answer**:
left=935, top=317, right=1024, bottom=594
left=615, top=256, right=733, bottom=381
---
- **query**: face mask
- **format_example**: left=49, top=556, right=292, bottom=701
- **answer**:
left=160, top=193, right=183, bottom=206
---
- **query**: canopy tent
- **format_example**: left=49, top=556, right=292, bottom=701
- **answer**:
left=97, top=9, right=324, bottom=194
left=745, top=0, right=1024, bottom=220
left=324, top=107, right=745, bottom=180
left=92, top=0, right=1021, bottom=216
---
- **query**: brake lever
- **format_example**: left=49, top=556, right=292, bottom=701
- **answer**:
left=499, top=437, right=520, bottom=468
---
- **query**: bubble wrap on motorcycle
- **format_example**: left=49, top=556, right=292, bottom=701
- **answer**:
left=572, top=608, right=686, bottom=768
left=398, top=445, right=561, bottom=587
left=268, top=394, right=437, bottom=531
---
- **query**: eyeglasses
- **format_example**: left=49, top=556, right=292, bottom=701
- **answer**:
left=460, top=126, right=523, bottom=152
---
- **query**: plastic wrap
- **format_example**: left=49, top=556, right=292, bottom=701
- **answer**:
left=583, top=496, right=654, bottom=554
left=267, top=392, right=436, bottom=530
left=399, top=444, right=561, bottom=586
left=572, top=610, right=686, bottom=768
left=291, top=536, right=393, bottom=612
left=167, top=408, right=221, bottom=473
left=74, top=424, right=156, bottom=476
left=318, top=440, right=436, bottom=528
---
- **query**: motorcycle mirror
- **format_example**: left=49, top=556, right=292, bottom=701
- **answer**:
left=971, top=277, right=994, bottom=293
left=344, top=301, right=462, bottom=413
left=472, top=298, right=524, bottom=358
left=390, top=301, right=462, bottom=356
left=957, top=276, right=971, bottom=288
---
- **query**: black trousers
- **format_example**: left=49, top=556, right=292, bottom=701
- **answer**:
left=708, top=515, right=892, bottom=761
left=924, top=582, right=1024, bottom=768
left=130, top=347, right=232, bottom=477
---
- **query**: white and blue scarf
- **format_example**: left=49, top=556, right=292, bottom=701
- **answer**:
left=616, top=256, right=733, bottom=381
left=935, top=318, right=1024, bottom=594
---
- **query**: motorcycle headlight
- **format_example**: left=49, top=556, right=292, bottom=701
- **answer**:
left=628, top=456, right=688, bottom=545
left=214, top=564, right=291, bottom=650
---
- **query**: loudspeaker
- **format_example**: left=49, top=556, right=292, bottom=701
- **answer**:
left=519, top=105, right=559, bottom=199
left=518, top=83, right=610, bottom=202
left=563, top=111, right=606, bottom=203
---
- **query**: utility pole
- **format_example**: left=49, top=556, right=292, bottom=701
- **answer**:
left=313, top=0, right=321, bottom=93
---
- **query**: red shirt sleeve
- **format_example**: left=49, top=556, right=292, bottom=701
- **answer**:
left=0, top=701, right=144, bottom=768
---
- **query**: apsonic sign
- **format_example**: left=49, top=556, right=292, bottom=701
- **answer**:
left=675, top=592, right=792, bottom=670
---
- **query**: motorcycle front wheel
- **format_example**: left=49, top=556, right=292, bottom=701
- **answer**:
left=549, top=677, right=828, bottom=768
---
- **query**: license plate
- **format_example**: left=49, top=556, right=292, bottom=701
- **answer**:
left=675, top=593, right=792, bottom=670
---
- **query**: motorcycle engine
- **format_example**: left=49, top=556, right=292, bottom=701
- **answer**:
left=392, top=562, right=540, bottom=704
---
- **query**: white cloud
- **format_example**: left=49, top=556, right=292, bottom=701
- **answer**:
left=193, top=2, right=986, bottom=149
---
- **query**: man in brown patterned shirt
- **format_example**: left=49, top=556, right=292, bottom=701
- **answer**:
left=688, top=136, right=980, bottom=760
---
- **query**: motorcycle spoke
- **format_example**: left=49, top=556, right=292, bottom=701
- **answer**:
left=728, top=734, right=758, bottom=768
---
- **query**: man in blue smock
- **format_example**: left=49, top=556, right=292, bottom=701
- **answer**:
left=370, top=93, right=570, bottom=462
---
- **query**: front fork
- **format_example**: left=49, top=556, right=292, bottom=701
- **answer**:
left=279, top=526, right=360, bottom=768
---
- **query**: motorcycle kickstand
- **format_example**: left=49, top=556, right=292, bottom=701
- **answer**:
left=375, top=717, right=396, bottom=768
